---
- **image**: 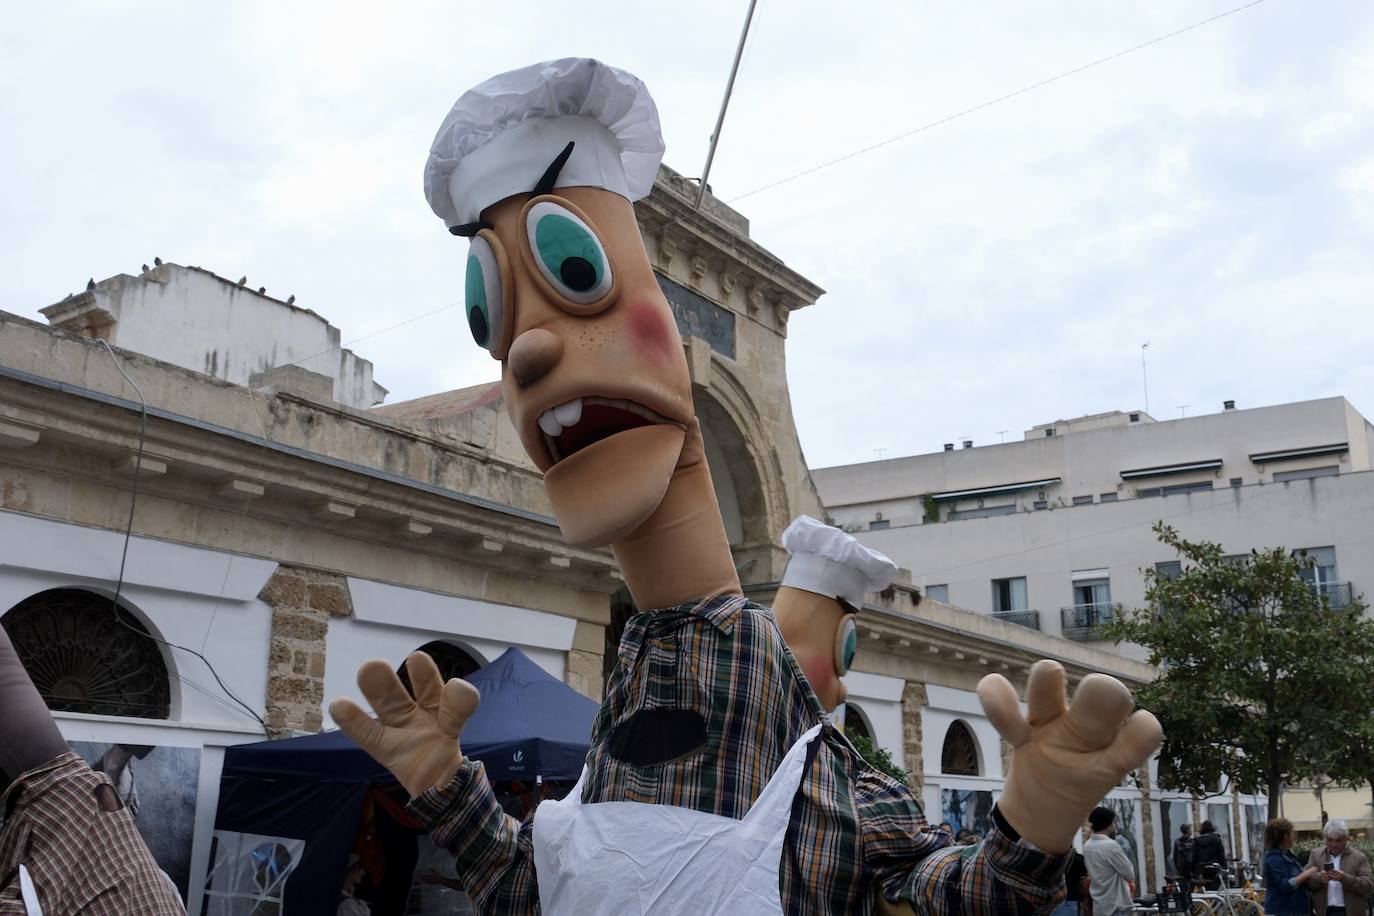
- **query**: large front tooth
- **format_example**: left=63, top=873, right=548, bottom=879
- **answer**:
left=553, top=398, right=583, bottom=427
left=538, top=410, right=563, bottom=437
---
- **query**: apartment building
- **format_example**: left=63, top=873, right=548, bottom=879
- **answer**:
left=814, top=398, right=1374, bottom=654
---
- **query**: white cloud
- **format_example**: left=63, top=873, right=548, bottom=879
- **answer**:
left=1, top=0, right=1371, bottom=470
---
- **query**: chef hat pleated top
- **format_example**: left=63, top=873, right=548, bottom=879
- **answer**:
left=424, top=58, right=665, bottom=229
left=780, top=516, right=900, bottom=611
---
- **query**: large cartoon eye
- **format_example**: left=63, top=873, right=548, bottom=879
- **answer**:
left=465, top=235, right=504, bottom=354
left=834, top=616, right=858, bottom=676
left=524, top=200, right=614, bottom=307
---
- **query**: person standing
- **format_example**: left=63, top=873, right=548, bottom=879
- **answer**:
left=1084, top=807, right=1136, bottom=916
left=1194, top=820, right=1228, bottom=890
left=1262, top=817, right=1317, bottom=915
left=1172, top=823, right=1196, bottom=888
left=1304, top=819, right=1374, bottom=916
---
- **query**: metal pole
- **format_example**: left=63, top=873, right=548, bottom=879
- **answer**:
left=695, top=0, right=760, bottom=210
left=1141, top=343, right=1150, bottom=413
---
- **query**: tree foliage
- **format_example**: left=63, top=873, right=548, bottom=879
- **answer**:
left=846, top=728, right=912, bottom=787
left=1102, top=523, right=1374, bottom=818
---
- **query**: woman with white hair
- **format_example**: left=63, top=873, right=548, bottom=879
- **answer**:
left=1303, top=819, right=1374, bottom=916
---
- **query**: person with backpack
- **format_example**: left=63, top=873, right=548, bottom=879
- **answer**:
left=1194, top=821, right=1228, bottom=890
left=1172, top=823, right=1196, bottom=888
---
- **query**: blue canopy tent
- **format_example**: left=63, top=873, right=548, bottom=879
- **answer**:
left=208, top=647, right=598, bottom=915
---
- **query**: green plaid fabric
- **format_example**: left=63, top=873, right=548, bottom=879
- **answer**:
left=410, top=596, right=1070, bottom=914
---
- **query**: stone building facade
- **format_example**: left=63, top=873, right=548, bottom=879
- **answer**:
left=2, top=169, right=1162, bottom=909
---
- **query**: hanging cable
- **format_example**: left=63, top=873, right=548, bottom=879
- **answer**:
left=264, top=0, right=1268, bottom=373
left=97, top=340, right=269, bottom=735
left=728, top=0, right=1268, bottom=204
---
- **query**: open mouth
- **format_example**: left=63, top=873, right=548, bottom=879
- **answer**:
left=537, top=396, right=675, bottom=465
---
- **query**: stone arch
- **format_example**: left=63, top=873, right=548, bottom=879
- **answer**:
left=2, top=587, right=175, bottom=719
left=694, top=361, right=789, bottom=551
left=843, top=702, right=875, bottom=741
left=941, top=719, right=981, bottom=776
left=396, top=638, right=485, bottom=697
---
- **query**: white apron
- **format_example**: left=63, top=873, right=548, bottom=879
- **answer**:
left=532, top=723, right=824, bottom=916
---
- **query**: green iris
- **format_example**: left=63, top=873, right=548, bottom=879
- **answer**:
left=841, top=623, right=857, bottom=671
left=535, top=213, right=605, bottom=295
left=465, top=252, right=489, bottom=347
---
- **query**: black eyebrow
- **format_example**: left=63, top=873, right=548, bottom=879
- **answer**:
left=449, top=220, right=493, bottom=238
left=449, top=139, right=575, bottom=237
left=530, top=141, right=575, bottom=197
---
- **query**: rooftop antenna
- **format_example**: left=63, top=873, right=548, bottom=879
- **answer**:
left=996, top=430, right=1009, bottom=443
left=1140, top=343, right=1151, bottom=414
left=695, top=0, right=760, bottom=210
left=1177, top=405, right=1190, bottom=418
left=874, top=447, right=886, bottom=460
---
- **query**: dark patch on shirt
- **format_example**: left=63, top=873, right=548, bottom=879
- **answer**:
left=606, top=708, right=709, bottom=766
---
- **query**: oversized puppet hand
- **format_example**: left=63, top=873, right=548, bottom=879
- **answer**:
left=977, top=660, right=1162, bottom=854
left=329, top=651, right=480, bottom=798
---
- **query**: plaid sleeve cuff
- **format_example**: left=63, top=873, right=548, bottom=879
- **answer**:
left=977, top=818, right=1072, bottom=905
left=404, top=758, right=524, bottom=886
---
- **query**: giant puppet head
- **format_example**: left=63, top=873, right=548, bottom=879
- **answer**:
left=772, top=516, right=899, bottom=712
left=424, top=59, right=691, bottom=548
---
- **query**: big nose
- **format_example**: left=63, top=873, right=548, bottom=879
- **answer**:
left=507, top=328, right=563, bottom=387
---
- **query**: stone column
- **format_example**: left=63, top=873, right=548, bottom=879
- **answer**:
left=566, top=620, right=606, bottom=702
left=901, top=680, right=928, bottom=792
left=1138, top=766, right=1159, bottom=891
left=1231, top=782, right=1245, bottom=865
left=259, top=565, right=353, bottom=737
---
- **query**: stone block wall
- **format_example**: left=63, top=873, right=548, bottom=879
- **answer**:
left=566, top=620, right=606, bottom=702
left=260, top=565, right=353, bottom=736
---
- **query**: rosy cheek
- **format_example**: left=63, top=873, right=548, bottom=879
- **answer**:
left=625, top=301, right=676, bottom=362
left=800, top=655, right=837, bottom=701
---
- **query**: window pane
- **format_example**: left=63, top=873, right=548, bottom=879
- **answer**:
left=1009, top=577, right=1028, bottom=610
left=926, top=584, right=949, bottom=603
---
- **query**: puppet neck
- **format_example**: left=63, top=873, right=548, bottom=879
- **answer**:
left=610, top=447, right=741, bottom=612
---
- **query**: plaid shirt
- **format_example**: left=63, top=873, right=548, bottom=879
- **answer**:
left=411, top=596, right=1070, bottom=914
left=0, top=752, right=185, bottom=915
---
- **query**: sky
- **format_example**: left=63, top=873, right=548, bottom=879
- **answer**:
left=1, top=1, right=1371, bottom=470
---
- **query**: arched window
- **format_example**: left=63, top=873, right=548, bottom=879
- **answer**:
left=941, top=720, right=980, bottom=776
left=397, top=639, right=482, bottom=696
left=843, top=703, right=873, bottom=741
left=2, top=588, right=171, bottom=718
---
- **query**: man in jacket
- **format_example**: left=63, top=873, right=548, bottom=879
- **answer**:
left=1305, top=819, right=1374, bottom=916
left=1084, top=807, right=1136, bottom=916
left=1194, top=821, right=1227, bottom=890
left=1172, top=823, right=1196, bottom=887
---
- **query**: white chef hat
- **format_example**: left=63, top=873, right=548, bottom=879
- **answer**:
left=780, top=516, right=898, bottom=611
left=423, top=57, right=666, bottom=229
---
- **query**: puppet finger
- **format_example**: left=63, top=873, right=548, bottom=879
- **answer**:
left=438, top=678, right=481, bottom=738
left=356, top=658, right=417, bottom=725
left=976, top=673, right=1032, bottom=747
left=1065, top=673, right=1134, bottom=750
left=330, top=697, right=384, bottom=751
left=405, top=651, right=445, bottom=713
left=1104, top=710, right=1163, bottom=775
left=1025, top=660, right=1068, bottom=726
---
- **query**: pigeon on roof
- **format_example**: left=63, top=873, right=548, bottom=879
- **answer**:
left=237, top=276, right=247, bottom=286
left=153, top=257, right=162, bottom=267
left=86, top=278, right=95, bottom=291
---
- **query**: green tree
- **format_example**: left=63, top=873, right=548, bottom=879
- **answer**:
left=845, top=728, right=911, bottom=786
left=1102, top=523, right=1374, bottom=819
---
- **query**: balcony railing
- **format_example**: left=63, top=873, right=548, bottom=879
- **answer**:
left=1059, top=602, right=1122, bottom=640
left=989, top=609, right=1041, bottom=630
left=1313, top=581, right=1354, bottom=609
